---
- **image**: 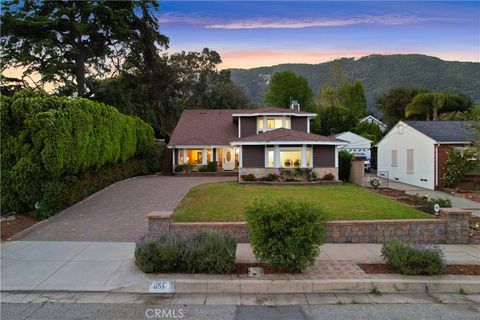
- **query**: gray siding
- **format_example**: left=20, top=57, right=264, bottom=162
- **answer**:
left=291, top=117, right=308, bottom=132
left=313, top=145, right=335, bottom=167
left=242, top=145, right=265, bottom=168
left=240, top=117, right=257, bottom=137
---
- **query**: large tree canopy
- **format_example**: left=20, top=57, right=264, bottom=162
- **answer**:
left=264, top=70, right=314, bottom=110
left=376, top=87, right=427, bottom=127
left=1, top=0, right=168, bottom=97
left=95, top=48, right=252, bottom=137
left=405, top=92, right=472, bottom=120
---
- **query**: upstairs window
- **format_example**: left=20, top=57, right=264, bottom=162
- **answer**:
left=258, top=116, right=291, bottom=132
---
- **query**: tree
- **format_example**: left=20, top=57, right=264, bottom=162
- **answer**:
left=1, top=0, right=168, bottom=97
left=353, top=121, right=384, bottom=144
left=264, top=71, right=313, bottom=109
left=406, top=92, right=472, bottom=120
left=376, top=87, right=427, bottom=127
left=311, top=105, right=358, bottom=136
left=338, top=80, right=367, bottom=118
left=95, top=48, right=251, bottom=137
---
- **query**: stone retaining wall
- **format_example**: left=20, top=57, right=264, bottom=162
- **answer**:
left=147, top=208, right=473, bottom=244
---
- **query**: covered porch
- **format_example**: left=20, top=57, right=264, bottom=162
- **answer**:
left=171, top=146, right=240, bottom=172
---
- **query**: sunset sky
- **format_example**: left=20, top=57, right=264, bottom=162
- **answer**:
left=159, top=1, right=480, bottom=69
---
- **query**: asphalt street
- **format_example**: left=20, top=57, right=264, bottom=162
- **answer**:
left=2, top=302, right=480, bottom=320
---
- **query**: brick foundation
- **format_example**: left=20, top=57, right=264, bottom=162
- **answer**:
left=147, top=208, right=473, bottom=244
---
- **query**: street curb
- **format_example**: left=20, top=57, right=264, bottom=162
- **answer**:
left=115, top=278, right=480, bottom=295
left=3, top=278, right=478, bottom=295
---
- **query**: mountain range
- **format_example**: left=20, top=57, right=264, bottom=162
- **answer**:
left=229, top=54, right=480, bottom=114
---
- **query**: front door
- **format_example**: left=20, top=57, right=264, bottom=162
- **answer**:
left=222, top=147, right=235, bottom=171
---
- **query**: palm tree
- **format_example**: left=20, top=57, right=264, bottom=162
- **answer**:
left=405, top=92, right=450, bottom=120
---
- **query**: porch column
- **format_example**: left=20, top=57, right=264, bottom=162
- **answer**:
left=335, top=146, right=339, bottom=167
left=301, top=145, right=307, bottom=168
left=310, top=145, right=314, bottom=167
left=172, top=148, right=175, bottom=166
left=202, top=149, right=207, bottom=165
left=274, top=145, right=280, bottom=168
left=238, top=146, right=243, bottom=168
left=182, top=149, right=187, bottom=165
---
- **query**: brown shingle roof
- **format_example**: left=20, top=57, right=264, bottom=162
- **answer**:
left=231, top=128, right=346, bottom=144
left=168, top=109, right=328, bottom=147
left=168, top=109, right=241, bottom=146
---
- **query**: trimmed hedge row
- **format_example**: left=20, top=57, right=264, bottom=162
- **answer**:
left=1, top=90, right=160, bottom=218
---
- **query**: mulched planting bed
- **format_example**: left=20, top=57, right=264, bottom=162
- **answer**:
left=1, top=213, right=38, bottom=241
left=358, top=263, right=480, bottom=276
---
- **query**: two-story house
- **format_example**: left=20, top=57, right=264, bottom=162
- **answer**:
left=167, top=102, right=347, bottom=180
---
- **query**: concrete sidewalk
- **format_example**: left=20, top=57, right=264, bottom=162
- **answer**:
left=1, top=241, right=479, bottom=294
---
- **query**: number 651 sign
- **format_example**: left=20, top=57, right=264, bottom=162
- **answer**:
left=149, top=280, right=174, bottom=293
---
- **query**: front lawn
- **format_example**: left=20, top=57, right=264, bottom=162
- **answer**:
left=173, top=182, right=432, bottom=222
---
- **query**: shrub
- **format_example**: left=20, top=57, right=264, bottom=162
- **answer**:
left=246, top=198, right=325, bottom=272
left=1, top=90, right=158, bottom=217
left=322, top=173, right=335, bottom=181
left=198, top=165, right=209, bottom=172
left=174, top=165, right=185, bottom=172
left=184, top=231, right=237, bottom=274
left=263, top=173, right=279, bottom=182
left=305, top=168, right=318, bottom=181
left=381, top=240, right=445, bottom=275
left=338, top=150, right=354, bottom=181
left=369, top=177, right=381, bottom=189
left=443, top=147, right=480, bottom=188
left=242, top=173, right=256, bottom=181
left=411, top=194, right=452, bottom=214
left=134, top=231, right=236, bottom=274
left=207, top=161, right=218, bottom=172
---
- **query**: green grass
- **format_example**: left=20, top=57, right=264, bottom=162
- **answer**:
left=173, top=182, right=432, bottom=222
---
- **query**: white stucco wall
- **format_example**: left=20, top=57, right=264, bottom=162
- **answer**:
left=336, top=131, right=372, bottom=160
left=377, top=122, right=435, bottom=190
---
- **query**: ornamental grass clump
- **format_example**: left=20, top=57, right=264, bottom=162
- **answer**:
left=381, top=240, right=445, bottom=275
left=246, top=198, right=325, bottom=272
left=134, top=231, right=236, bottom=274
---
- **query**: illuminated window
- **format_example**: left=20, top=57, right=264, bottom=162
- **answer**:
left=280, top=150, right=301, bottom=168
left=267, top=150, right=274, bottom=167
left=258, top=118, right=264, bottom=130
left=259, top=116, right=291, bottom=132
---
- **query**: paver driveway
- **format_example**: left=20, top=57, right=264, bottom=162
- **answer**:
left=19, top=175, right=235, bottom=242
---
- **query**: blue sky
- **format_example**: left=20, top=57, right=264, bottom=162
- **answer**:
left=158, top=1, right=480, bottom=68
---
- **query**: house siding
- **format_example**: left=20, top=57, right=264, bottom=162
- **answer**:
left=377, top=122, right=435, bottom=190
left=313, top=145, right=335, bottom=167
left=291, top=117, right=308, bottom=132
left=240, top=117, right=257, bottom=137
left=242, top=145, right=265, bottom=168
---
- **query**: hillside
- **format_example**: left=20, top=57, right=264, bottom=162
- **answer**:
left=229, top=54, right=480, bottom=114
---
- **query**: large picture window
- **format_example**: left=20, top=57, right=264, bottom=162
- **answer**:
left=266, top=146, right=311, bottom=168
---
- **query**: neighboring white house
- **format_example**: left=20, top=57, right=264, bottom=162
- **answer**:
left=377, top=120, right=478, bottom=190
left=360, top=115, right=387, bottom=132
left=335, top=131, right=372, bottom=160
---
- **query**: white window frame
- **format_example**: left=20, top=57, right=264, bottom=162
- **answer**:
left=257, top=116, right=291, bottom=133
left=265, top=145, right=312, bottom=168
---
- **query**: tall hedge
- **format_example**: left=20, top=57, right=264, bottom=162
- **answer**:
left=1, top=90, right=156, bottom=215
